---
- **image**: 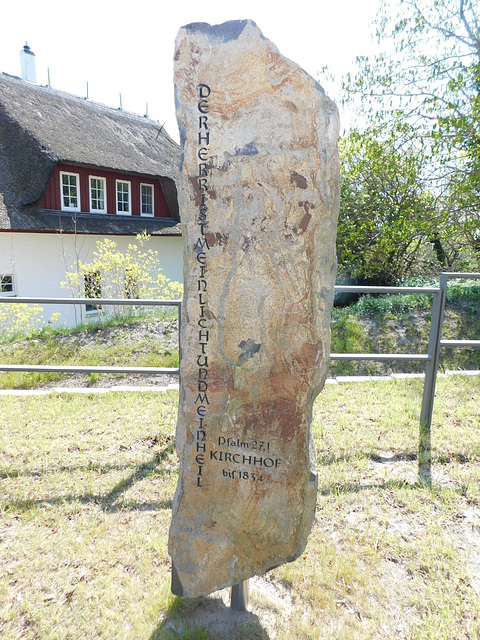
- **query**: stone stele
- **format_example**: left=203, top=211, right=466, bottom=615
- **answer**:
left=169, top=19, right=340, bottom=598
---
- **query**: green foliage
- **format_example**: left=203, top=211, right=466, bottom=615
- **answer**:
left=353, top=292, right=432, bottom=316
left=342, top=0, right=480, bottom=271
left=338, top=123, right=442, bottom=283
left=446, top=279, right=480, bottom=305
left=61, top=232, right=183, bottom=321
left=330, top=282, right=480, bottom=375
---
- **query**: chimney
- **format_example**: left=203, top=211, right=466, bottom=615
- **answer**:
left=20, top=43, right=36, bottom=83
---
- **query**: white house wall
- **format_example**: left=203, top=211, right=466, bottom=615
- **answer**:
left=0, top=232, right=184, bottom=329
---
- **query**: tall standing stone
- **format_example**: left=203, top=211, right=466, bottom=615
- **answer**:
left=169, top=20, right=340, bottom=598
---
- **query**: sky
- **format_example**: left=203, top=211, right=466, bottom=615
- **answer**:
left=0, top=0, right=381, bottom=142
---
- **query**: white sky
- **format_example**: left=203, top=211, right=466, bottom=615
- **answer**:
left=0, top=0, right=380, bottom=142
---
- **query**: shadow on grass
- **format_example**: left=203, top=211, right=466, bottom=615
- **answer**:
left=318, top=478, right=425, bottom=497
left=0, top=461, right=177, bottom=480
left=150, top=594, right=271, bottom=640
left=317, top=450, right=420, bottom=466
left=4, top=448, right=474, bottom=513
left=2, top=453, right=175, bottom=513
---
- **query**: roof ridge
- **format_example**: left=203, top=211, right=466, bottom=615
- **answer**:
left=0, top=71, right=172, bottom=132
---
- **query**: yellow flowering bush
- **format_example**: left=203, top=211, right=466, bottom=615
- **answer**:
left=61, top=233, right=183, bottom=320
left=0, top=304, right=60, bottom=342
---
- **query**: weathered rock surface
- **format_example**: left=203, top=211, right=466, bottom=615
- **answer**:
left=169, top=19, right=340, bottom=598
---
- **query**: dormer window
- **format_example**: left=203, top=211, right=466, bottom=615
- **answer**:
left=141, top=183, right=154, bottom=216
left=45, top=165, right=171, bottom=217
left=116, top=180, right=131, bottom=215
left=89, top=176, right=107, bottom=213
left=60, top=172, right=80, bottom=212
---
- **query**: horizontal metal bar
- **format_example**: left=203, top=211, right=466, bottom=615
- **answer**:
left=330, top=353, right=430, bottom=361
left=0, top=365, right=179, bottom=375
left=334, top=286, right=439, bottom=295
left=442, top=272, right=480, bottom=280
left=440, top=340, right=480, bottom=348
left=0, top=297, right=181, bottom=306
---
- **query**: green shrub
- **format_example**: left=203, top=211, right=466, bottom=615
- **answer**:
left=0, top=304, right=60, bottom=343
left=61, top=233, right=183, bottom=322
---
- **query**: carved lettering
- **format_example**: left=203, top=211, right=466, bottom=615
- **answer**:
left=209, top=449, right=281, bottom=471
left=195, top=392, right=209, bottom=404
left=198, top=99, right=209, bottom=114
left=193, top=86, right=212, bottom=489
left=194, top=237, right=210, bottom=252
left=198, top=147, right=209, bottom=160
left=198, top=83, right=211, bottom=98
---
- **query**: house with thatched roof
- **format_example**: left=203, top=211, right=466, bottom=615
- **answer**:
left=0, top=70, right=183, bottom=327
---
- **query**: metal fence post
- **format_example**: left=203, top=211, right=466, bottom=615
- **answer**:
left=418, top=274, right=448, bottom=486
left=230, top=580, right=249, bottom=611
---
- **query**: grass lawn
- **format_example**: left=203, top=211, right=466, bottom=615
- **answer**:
left=1, top=376, right=479, bottom=639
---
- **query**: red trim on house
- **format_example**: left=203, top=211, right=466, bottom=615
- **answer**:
left=40, top=163, right=171, bottom=218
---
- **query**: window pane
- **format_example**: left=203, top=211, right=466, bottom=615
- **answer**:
left=1, top=275, right=13, bottom=293
left=117, top=182, right=130, bottom=213
left=61, top=173, right=79, bottom=210
left=85, top=271, right=102, bottom=312
left=90, top=177, right=105, bottom=211
left=141, top=184, right=153, bottom=215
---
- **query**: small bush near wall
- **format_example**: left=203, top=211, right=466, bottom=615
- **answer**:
left=61, top=233, right=183, bottom=322
left=0, top=304, right=60, bottom=343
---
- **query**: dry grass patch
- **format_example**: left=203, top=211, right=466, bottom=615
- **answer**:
left=1, top=377, right=479, bottom=639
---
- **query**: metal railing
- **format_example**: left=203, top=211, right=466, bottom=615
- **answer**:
left=0, top=297, right=181, bottom=376
left=1, top=273, right=479, bottom=483
left=331, top=272, right=480, bottom=484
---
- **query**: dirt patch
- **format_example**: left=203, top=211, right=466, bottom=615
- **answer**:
left=160, top=575, right=296, bottom=640
left=41, top=316, right=180, bottom=389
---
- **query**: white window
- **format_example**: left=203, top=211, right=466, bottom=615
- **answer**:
left=89, top=176, right=107, bottom=213
left=124, top=267, right=139, bottom=299
left=60, top=172, right=81, bottom=211
left=140, top=183, right=154, bottom=216
left=116, top=180, right=131, bottom=215
left=84, top=270, right=102, bottom=314
left=1, top=275, right=15, bottom=296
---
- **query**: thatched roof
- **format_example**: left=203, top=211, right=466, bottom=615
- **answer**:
left=0, top=72, right=181, bottom=232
